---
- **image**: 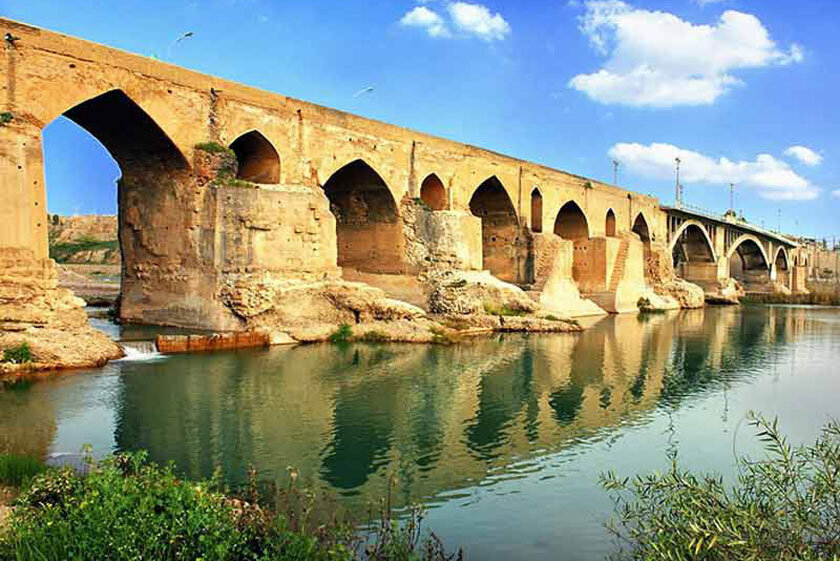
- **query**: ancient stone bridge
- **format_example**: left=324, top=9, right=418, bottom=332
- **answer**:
left=665, top=206, right=804, bottom=294
left=0, top=18, right=808, bottom=359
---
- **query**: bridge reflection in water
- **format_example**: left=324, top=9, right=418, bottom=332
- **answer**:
left=0, top=305, right=822, bottom=512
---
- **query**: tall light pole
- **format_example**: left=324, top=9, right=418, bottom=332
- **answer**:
left=612, top=159, right=620, bottom=187
left=674, top=157, right=682, bottom=208
left=729, top=183, right=735, bottom=212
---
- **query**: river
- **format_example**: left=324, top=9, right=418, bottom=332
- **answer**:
left=1, top=305, right=838, bottom=560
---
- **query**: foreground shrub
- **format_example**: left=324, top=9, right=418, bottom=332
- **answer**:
left=1, top=343, right=32, bottom=365
left=0, top=454, right=45, bottom=487
left=602, top=414, right=840, bottom=560
left=0, top=452, right=458, bottom=561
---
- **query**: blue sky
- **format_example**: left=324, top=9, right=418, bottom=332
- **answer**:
left=5, top=0, right=839, bottom=239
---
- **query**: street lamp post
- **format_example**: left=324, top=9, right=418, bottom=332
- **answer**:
left=674, top=157, right=682, bottom=208
left=612, top=159, right=620, bottom=187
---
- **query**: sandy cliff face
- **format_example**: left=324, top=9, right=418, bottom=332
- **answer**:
left=48, top=214, right=120, bottom=265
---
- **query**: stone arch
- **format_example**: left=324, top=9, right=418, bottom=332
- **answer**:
left=632, top=212, right=651, bottom=244
left=58, top=89, right=188, bottom=171
left=530, top=187, right=543, bottom=233
left=728, top=235, right=771, bottom=291
left=321, top=159, right=405, bottom=274
left=605, top=208, right=617, bottom=237
left=44, top=89, right=194, bottom=324
left=420, top=173, right=447, bottom=211
left=554, top=201, right=590, bottom=240
left=228, top=130, right=280, bottom=184
left=469, top=176, right=520, bottom=282
left=669, top=220, right=717, bottom=263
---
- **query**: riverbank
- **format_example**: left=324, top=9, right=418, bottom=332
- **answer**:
left=742, top=282, right=840, bottom=306
left=0, top=452, right=458, bottom=561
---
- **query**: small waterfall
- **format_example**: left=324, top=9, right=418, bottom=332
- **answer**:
left=119, top=340, right=163, bottom=361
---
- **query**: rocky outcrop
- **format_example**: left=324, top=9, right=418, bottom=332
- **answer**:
left=705, top=278, right=744, bottom=305
left=654, top=277, right=705, bottom=309
left=427, top=270, right=538, bottom=316
left=0, top=249, right=123, bottom=375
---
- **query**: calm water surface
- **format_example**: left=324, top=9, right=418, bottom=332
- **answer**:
left=1, top=305, right=839, bottom=560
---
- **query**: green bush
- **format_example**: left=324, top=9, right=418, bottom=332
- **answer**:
left=0, top=452, right=458, bottom=561
left=0, top=454, right=46, bottom=487
left=0, top=112, right=12, bottom=126
left=2, top=342, right=33, bottom=364
left=602, top=414, right=840, bottom=560
left=329, top=324, right=353, bottom=344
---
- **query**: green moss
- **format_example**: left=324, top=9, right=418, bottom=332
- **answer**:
left=329, top=324, right=353, bottom=344
left=194, top=141, right=232, bottom=154
left=0, top=112, right=13, bottom=126
left=2, top=342, right=33, bottom=364
left=483, top=302, right=528, bottom=317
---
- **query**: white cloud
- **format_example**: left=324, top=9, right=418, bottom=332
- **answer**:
left=832, top=190, right=840, bottom=199
left=399, top=2, right=510, bottom=41
left=400, top=6, right=451, bottom=38
left=569, top=1, right=803, bottom=107
left=448, top=2, right=511, bottom=41
left=784, top=145, right=823, bottom=166
left=608, top=142, right=820, bottom=201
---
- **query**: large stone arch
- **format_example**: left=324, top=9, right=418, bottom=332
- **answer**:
left=554, top=200, right=590, bottom=240
left=39, top=89, right=220, bottom=326
left=669, top=220, right=717, bottom=263
left=227, top=129, right=280, bottom=184
left=320, top=159, right=406, bottom=274
left=469, top=176, right=520, bottom=282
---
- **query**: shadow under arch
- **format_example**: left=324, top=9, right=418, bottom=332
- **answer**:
left=554, top=201, right=590, bottom=240
left=605, top=208, right=616, bottom=237
left=773, top=246, right=790, bottom=286
left=632, top=212, right=651, bottom=244
left=530, top=187, right=543, bottom=233
left=420, top=173, right=447, bottom=210
left=321, top=159, right=406, bottom=274
left=61, top=89, right=188, bottom=171
left=728, top=235, right=771, bottom=291
left=469, top=176, right=520, bottom=283
left=228, top=130, right=280, bottom=184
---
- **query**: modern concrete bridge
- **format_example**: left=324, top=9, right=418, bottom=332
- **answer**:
left=0, top=18, right=807, bottom=337
left=664, top=205, right=803, bottom=294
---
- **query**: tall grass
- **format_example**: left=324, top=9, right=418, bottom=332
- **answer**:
left=0, top=454, right=45, bottom=487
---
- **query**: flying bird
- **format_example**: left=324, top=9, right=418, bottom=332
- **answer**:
left=353, top=86, right=375, bottom=98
